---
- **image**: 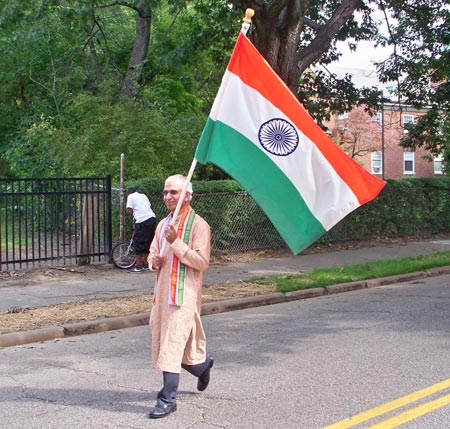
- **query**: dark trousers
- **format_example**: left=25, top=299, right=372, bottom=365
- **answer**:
left=134, top=217, right=156, bottom=254
left=159, top=356, right=211, bottom=404
left=181, top=356, right=211, bottom=377
left=158, top=372, right=179, bottom=405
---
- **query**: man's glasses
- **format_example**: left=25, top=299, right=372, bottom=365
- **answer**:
left=163, top=190, right=180, bottom=196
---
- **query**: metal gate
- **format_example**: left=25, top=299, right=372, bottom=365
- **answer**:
left=0, top=175, right=112, bottom=271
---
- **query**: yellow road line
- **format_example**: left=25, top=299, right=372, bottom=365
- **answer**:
left=363, top=392, right=450, bottom=429
left=323, top=378, right=450, bottom=429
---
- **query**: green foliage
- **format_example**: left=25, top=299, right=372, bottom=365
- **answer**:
left=378, top=0, right=450, bottom=163
left=17, top=91, right=205, bottom=182
left=1, top=0, right=450, bottom=177
left=321, top=177, right=450, bottom=244
left=190, top=179, right=243, bottom=193
left=4, top=118, right=62, bottom=177
left=0, top=0, right=218, bottom=179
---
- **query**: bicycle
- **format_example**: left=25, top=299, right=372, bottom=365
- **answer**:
left=111, top=232, right=136, bottom=269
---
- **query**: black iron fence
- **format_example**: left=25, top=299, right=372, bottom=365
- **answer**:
left=0, top=176, right=112, bottom=271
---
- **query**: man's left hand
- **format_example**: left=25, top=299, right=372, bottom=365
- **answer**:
left=165, top=224, right=177, bottom=244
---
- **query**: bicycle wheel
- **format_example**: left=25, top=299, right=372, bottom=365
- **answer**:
left=111, top=241, right=136, bottom=269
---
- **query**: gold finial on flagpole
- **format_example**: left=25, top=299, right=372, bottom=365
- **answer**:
left=241, top=8, right=254, bottom=35
left=243, top=8, right=254, bottom=23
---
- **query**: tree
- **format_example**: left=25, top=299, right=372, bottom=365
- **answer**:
left=379, top=1, right=450, bottom=173
left=330, top=106, right=380, bottom=159
left=0, top=0, right=208, bottom=180
left=1, top=0, right=449, bottom=179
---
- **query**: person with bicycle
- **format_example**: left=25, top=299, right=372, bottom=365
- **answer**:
left=146, top=174, right=213, bottom=419
left=126, top=187, right=156, bottom=272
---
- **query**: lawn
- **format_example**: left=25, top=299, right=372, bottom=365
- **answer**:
left=253, top=251, right=450, bottom=293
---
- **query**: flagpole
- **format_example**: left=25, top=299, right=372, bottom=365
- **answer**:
left=241, top=8, right=254, bottom=35
left=158, top=8, right=254, bottom=257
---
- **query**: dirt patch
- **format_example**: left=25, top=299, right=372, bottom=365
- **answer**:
left=0, top=282, right=277, bottom=335
left=1, top=295, right=153, bottom=334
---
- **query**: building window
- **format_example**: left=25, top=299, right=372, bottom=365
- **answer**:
left=372, top=112, right=382, bottom=124
left=434, top=154, right=444, bottom=175
left=404, top=152, right=415, bottom=174
left=371, top=151, right=383, bottom=174
left=402, top=114, right=414, bottom=133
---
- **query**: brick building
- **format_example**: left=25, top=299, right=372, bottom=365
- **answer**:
left=324, top=67, right=445, bottom=179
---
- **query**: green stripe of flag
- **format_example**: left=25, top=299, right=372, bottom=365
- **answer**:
left=196, top=118, right=326, bottom=254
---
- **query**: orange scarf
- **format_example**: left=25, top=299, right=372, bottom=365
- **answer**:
left=168, top=206, right=196, bottom=306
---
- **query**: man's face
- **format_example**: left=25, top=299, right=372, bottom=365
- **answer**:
left=163, top=179, right=189, bottom=212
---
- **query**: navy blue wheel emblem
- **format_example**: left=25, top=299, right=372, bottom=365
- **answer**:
left=258, top=118, right=299, bottom=156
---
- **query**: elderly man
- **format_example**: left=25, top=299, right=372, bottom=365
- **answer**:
left=147, top=174, right=213, bottom=419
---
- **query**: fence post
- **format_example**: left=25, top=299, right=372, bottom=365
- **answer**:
left=78, top=187, right=97, bottom=265
left=106, top=174, right=113, bottom=261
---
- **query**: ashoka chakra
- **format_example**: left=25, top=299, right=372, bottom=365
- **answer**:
left=258, top=118, right=299, bottom=156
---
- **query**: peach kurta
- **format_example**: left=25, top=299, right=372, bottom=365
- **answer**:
left=149, top=209, right=210, bottom=373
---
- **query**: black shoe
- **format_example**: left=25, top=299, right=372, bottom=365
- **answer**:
left=197, top=355, right=214, bottom=392
left=147, top=401, right=177, bottom=419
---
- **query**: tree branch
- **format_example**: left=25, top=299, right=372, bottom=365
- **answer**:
left=297, top=0, right=362, bottom=74
left=28, top=29, right=63, bottom=117
left=303, top=17, right=321, bottom=32
left=98, top=1, right=151, bottom=17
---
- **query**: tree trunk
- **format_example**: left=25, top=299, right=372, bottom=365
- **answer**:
left=251, top=0, right=308, bottom=94
left=121, top=0, right=152, bottom=98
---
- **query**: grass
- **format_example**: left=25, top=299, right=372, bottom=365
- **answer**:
left=253, top=251, right=450, bottom=293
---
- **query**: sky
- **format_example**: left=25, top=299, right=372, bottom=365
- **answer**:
left=327, top=14, right=395, bottom=93
left=332, top=7, right=394, bottom=70
left=333, top=40, right=393, bottom=70
left=326, top=40, right=395, bottom=93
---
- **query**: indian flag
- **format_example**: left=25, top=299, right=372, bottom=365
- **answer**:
left=195, top=32, right=386, bottom=254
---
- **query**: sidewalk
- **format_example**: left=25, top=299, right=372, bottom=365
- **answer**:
left=1, top=238, right=450, bottom=347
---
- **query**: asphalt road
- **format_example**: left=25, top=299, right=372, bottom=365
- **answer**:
left=1, top=274, right=449, bottom=428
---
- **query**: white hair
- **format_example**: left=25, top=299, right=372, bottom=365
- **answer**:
left=165, top=174, right=193, bottom=199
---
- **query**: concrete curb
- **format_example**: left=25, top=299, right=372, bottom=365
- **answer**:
left=1, top=266, right=450, bottom=349
left=325, top=281, right=366, bottom=294
left=365, top=271, right=429, bottom=288
left=285, top=288, right=325, bottom=301
left=62, top=313, right=150, bottom=337
left=0, top=327, right=65, bottom=348
left=426, top=266, right=450, bottom=277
